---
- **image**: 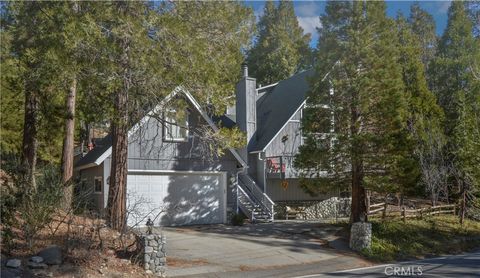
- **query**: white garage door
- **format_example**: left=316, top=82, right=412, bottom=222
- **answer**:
left=126, top=171, right=227, bottom=227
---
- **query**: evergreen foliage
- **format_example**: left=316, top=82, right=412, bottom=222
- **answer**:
left=431, top=2, right=480, bottom=213
left=247, top=1, right=312, bottom=85
left=396, top=14, right=446, bottom=203
left=296, top=1, right=408, bottom=222
left=408, top=3, right=437, bottom=74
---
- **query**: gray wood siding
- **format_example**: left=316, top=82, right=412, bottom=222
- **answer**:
left=102, top=101, right=239, bottom=208
left=127, top=105, right=238, bottom=172
left=264, top=108, right=303, bottom=157
left=78, top=163, right=104, bottom=211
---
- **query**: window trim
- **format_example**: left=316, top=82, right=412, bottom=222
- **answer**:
left=94, top=176, right=102, bottom=194
left=163, top=108, right=189, bottom=142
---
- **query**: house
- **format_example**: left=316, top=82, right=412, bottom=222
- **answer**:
left=74, top=65, right=333, bottom=227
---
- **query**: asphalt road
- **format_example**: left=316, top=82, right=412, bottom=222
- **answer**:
left=294, top=250, right=480, bottom=278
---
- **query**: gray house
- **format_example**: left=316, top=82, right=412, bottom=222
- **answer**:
left=74, top=66, right=331, bottom=226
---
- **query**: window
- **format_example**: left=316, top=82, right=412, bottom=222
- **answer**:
left=94, top=177, right=102, bottom=194
left=163, top=109, right=189, bottom=142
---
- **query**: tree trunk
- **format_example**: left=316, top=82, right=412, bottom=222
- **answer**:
left=22, top=83, right=39, bottom=190
left=107, top=112, right=128, bottom=231
left=61, top=77, right=77, bottom=208
left=107, top=22, right=131, bottom=231
left=350, top=86, right=367, bottom=223
left=351, top=158, right=367, bottom=223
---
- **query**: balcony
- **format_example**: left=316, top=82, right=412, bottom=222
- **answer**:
left=266, top=156, right=299, bottom=179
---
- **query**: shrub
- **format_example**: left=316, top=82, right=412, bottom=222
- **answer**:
left=1, top=158, right=64, bottom=250
left=18, top=165, right=64, bottom=249
left=231, top=213, right=246, bottom=226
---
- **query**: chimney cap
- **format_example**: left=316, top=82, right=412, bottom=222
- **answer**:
left=242, top=63, right=248, bottom=77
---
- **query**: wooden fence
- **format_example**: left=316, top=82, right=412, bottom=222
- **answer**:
left=368, top=203, right=456, bottom=222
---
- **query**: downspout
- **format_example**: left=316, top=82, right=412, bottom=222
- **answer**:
left=258, top=152, right=267, bottom=193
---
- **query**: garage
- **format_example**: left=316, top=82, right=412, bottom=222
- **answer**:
left=126, top=171, right=227, bottom=227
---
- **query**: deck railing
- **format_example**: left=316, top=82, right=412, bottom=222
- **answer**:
left=266, top=156, right=298, bottom=178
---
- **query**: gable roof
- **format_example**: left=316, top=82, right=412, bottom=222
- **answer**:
left=250, top=69, right=314, bottom=152
left=75, top=87, right=247, bottom=171
left=74, top=135, right=112, bottom=170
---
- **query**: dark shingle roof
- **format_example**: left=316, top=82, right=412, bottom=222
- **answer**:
left=74, top=134, right=112, bottom=168
left=250, top=69, right=313, bottom=152
left=212, top=114, right=236, bottom=129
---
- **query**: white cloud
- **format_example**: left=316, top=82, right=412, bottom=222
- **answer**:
left=297, top=16, right=322, bottom=36
left=295, top=2, right=321, bottom=17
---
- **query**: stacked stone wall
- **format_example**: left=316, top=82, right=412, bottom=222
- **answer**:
left=136, top=234, right=166, bottom=276
left=275, top=197, right=351, bottom=219
left=349, top=222, right=372, bottom=251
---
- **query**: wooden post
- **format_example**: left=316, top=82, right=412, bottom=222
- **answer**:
left=382, top=202, right=387, bottom=220
left=402, top=206, right=406, bottom=223
left=366, top=190, right=371, bottom=215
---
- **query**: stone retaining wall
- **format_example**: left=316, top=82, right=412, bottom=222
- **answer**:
left=275, top=197, right=352, bottom=220
left=136, top=234, right=166, bottom=276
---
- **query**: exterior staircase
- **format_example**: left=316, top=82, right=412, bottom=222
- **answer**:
left=237, top=173, right=275, bottom=222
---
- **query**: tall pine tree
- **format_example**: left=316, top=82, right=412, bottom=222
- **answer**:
left=408, top=3, right=437, bottom=74
left=247, top=1, right=312, bottom=85
left=432, top=2, right=480, bottom=223
left=397, top=14, right=446, bottom=205
left=296, top=1, right=408, bottom=223
left=83, top=1, right=254, bottom=230
left=7, top=2, right=67, bottom=188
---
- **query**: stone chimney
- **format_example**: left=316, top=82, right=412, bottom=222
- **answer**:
left=236, top=63, right=256, bottom=161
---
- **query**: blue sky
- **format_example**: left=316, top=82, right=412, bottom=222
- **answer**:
left=244, top=1, right=451, bottom=47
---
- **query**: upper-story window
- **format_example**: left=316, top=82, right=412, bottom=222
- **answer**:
left=163, top=108, right=189, bottom=142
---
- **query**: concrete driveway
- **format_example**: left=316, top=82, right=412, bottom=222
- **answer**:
left=162, top=221, right=371, bottom=277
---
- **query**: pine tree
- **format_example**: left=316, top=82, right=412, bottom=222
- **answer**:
left=57, top=2, right=82, bottom=204
left=432, top=2, right=480, bottom=223
left=0, top=9, right=24, bottom=156
left=7, top=2, right=66, bottom=188
left=465, top=1, right=480, bottom=37
left=397, top=14, right=446, bottom=205
left=247, top=1, right=312, bottom=85
left=296, top=1, right=408, bottom=223
left=85, top=1, right=255, bottom=230
left=408, top=3, right=437, bottom=74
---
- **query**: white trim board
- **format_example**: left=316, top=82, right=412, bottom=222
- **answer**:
left=128, top=169, right=225, bottom=175
left=256, top=82, right=278, bottom=91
